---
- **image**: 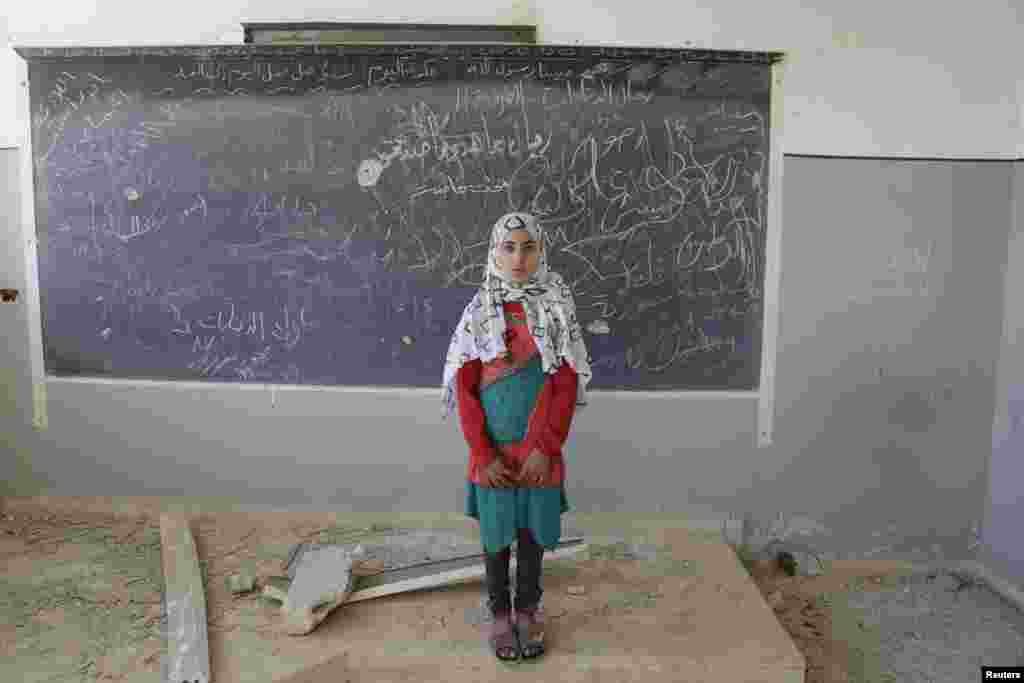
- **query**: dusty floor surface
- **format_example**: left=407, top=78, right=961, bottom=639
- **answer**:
left=1, top=496, right=1022, bottom=682
left=745, top=556, right=1024, bottom=683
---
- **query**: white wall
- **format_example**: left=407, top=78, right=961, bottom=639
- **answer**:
left=3, top=0, right=1022, bottom=157
left=1017, top=63, right=1024, bottom=157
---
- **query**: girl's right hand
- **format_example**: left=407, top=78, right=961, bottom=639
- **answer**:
left=480, top=459, right=515, bottom=488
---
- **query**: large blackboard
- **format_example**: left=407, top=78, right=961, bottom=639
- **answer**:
left=18, top=44, right=782, bottom=390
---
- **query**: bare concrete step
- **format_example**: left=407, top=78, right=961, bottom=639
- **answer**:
left=275, top=527, right=805, bottom=683
left=159, top=513, right=210, bottom=683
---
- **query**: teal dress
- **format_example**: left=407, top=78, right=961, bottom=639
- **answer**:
left=463, top=355, right=571, bottom=553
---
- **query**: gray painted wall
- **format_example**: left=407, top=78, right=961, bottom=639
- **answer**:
left=982, top=161, right=1024, bottom=584
left=2, top=148, right=38, bottom=496
left=1, top=150, right=1018, bottom=582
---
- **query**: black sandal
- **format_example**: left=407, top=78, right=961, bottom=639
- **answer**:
left=488, top=613, right=521, bottom=662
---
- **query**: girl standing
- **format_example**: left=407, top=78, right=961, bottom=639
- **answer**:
left=441, top=211, right=593, bottom=662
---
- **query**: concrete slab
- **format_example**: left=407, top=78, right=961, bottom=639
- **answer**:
left=159, top=513, right=211, bottom=683
left=282, top=545, right=356, bottom=636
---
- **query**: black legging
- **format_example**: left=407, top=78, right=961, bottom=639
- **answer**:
left=484, top=527, right=544, bottom=616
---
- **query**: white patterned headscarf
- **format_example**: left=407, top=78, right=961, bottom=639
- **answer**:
left=441, top=211, right=593, bottom=421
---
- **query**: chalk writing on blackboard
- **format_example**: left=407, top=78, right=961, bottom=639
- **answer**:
left=23, top=45, right=775, bottom=389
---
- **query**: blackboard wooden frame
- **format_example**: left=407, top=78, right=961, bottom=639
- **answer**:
left=241, top=21, right=538, bottom=46
left=14, top=43, right=782, bottom=62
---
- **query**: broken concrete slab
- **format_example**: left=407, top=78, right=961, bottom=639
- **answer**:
left=263, top=534, right=590, bottom=635
left=283, top=529, right=486, bottom=578
left=262, top=538, right=589, bottom=622
left=282, top=545, right=363, bottom=636
left=159, top=513, right=210, bottom=683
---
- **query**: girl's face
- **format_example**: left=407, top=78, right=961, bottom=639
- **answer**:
left=495, top=229, right=540, bottom=282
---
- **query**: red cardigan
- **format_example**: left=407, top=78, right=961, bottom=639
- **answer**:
left=456, top=302, right=578, bottom=487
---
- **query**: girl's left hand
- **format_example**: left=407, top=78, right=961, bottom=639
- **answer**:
left=519, top=449, right=550, bottom=486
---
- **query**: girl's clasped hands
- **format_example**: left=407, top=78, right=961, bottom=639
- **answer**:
left=480, top=449, right=549, bottom=488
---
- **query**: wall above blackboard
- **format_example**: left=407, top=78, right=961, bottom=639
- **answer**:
left=17, top=43, right=783, bottom=390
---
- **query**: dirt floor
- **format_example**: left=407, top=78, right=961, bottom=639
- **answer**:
left=743, top=554, right=922, bottom=683
left=0, top=496, right=945, bottom=683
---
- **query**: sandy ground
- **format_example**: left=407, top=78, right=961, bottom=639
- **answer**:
left=0, top=495, right=986, bottom=683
